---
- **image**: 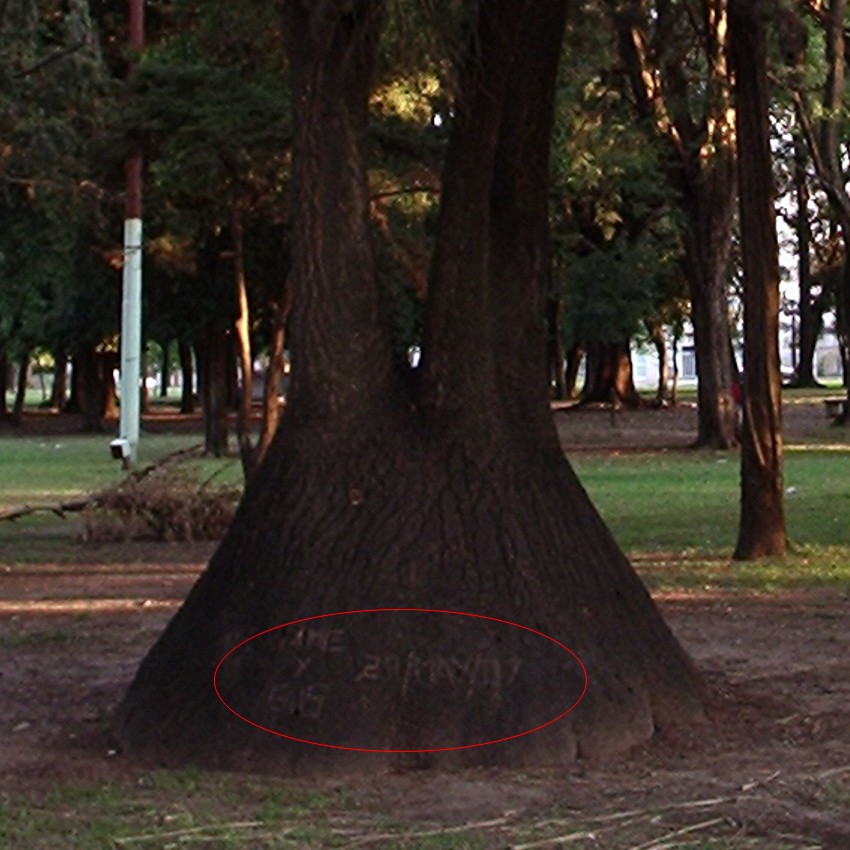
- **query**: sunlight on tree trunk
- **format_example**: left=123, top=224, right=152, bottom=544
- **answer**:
left=730, top=0, right=787, bottom=560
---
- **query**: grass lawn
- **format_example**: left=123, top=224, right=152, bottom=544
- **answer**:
left=0, top=406, right=848, bottom=581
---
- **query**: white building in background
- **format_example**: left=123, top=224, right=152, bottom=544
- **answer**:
left=630, top=316, right=842, bottom=392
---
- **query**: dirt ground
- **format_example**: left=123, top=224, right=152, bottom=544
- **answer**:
left=1, top=400, right=849, bottom=848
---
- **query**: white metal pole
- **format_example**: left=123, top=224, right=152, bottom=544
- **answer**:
left=119, top=217, right=142, bottom=466
left=112, top=0, right=144, bottom=467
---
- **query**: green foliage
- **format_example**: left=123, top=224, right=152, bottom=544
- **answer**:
left=0, top=0, right=118, bottom=361
left=551, top=11, right=685, bottom=350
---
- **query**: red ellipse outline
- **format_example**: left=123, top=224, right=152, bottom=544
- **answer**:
left=213, top=607, right=588, bottom=754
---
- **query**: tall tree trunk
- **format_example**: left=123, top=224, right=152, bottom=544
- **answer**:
left=255, top=292, right=291, bottom=468
left=0, top=350, right=8, bottom=418
left=117, top=0, right=703, bottom=771
left=11, top=351, right=29, bottom=424
left=682, top=160, right=739, bottom=447
left=231, top=206, right=257, bottom=477
left=159, top=340, right=170, bottom=398
left=581, top=340, right=641, bottom=407
left=546, top=296, right=567, bottom=400
left=196, top=329, right=229, bottom=456
left=792, top=134, right=822, bottom=386
left=179, top=341, right=195, bottom=414
left=730, top=0, right=786, bottom=559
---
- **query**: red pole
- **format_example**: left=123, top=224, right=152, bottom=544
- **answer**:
left=126, top=0, right=144, bottom=219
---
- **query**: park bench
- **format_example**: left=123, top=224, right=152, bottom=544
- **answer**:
left=823, top=397, right=847, bottom=420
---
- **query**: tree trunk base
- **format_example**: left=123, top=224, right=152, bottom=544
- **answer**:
left=116, top=422, right=705, bottom=773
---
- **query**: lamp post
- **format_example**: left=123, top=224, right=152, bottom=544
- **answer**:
left=112, top=0, right=144, bottom=467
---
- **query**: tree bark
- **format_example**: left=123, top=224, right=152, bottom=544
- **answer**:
left=68, top=346, right=118, bottom=432
left=730, top=0, right=787, bottom=559
left=0, top=351, right=8, bottom=418
left=11, top=351, right=29, bottom=424
left=117, top=0, right=703, bottom=772
left=178, top=340, right=195, bottom=414
left=547, top=296, right=567, bottom=400
left=196, top=328, right=229, bottom=456
left=49, top=349, right=68, bottom=410
left=646, top=319, right=670, bottom=405
left=159, top=340, right=170, bottom=398
left=230, top=206, right=257, bottom=476
left=791, top=134, right=823, bottom=387
left=581, top=340, right=641, bottom=407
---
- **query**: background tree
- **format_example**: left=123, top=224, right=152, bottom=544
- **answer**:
left=792, top=0, right=850, bottom=420
left=606, top=0, right=739, bottom=446
left=730, top=0, right=787, bottom=560
left=117, top=0, right=703, bottom=771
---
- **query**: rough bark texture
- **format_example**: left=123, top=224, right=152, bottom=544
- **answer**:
left=730, top=0, right=787, bottom=560
left=116, top=0, right=704, bottom=772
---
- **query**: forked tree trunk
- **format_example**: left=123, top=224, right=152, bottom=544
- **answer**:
left=117, top=0, right=703, bottom=771
left=730, top=0, right=787, bottom=559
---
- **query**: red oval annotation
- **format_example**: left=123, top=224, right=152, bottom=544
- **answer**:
left=213, top=607, right=588, bottom=754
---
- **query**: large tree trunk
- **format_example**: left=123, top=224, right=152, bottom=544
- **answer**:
left=580, top=340, right=641, bottom=407
left=68, top=346, right=118, bottom=431
left=730, top=0, right=787, bottom=560
left=117, top=0, right=703, bottom=772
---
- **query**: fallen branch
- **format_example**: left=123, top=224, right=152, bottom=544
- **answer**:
left=0, top=443, right=204, bottom=523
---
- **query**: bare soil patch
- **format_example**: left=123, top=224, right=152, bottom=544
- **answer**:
left=1, top=562, right=848, bottom=847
